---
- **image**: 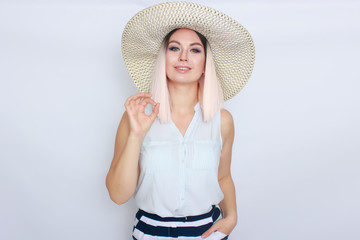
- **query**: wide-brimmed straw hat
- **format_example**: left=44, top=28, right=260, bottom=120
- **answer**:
left=121, top=1, right=255, bottom=101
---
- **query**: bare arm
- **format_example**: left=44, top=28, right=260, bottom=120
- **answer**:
left=106, top=93, right=159, bottom=205
left=202, top=109, right=237, bottom=238
left=218, top=109, right=237, bottom=223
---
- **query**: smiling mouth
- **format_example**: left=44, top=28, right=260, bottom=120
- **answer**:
left=175, top=66, right=191, bottom=72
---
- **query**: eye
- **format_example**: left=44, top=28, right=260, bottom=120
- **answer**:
left=190, top=48, right=201, bottom=53
left=169, top=46, right=180, bottom=51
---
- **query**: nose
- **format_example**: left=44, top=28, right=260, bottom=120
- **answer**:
left=179, top=49, right=188, bottom=61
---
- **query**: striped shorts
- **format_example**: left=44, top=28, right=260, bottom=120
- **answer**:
left=132, top=205, right=229, bottom=240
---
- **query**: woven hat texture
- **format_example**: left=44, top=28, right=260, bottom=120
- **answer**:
left=122, top=1, right=255, bottom=100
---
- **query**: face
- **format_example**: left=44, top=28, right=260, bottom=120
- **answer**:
left=165, top=28, right=206, bottom=84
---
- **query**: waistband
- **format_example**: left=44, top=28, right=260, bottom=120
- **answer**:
left=136, top=205, right=220, bottom=222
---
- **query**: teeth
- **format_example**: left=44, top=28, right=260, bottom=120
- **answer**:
left=177, top=67, right=189, bottom=70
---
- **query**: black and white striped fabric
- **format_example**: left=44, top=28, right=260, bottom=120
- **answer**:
left=132, top=205, right=229, bottom=240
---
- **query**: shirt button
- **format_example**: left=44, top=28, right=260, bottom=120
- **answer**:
left=181, top=141, right=184, bottom=145
left=181, top=159, right=184, bottom=163
left=181, top=198, right=184, bottom=201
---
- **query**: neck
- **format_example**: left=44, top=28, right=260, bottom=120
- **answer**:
left=167, top=80, right=199, bottom=115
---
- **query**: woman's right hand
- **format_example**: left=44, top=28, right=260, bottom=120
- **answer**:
left=124, top=93, right=159, bottom=138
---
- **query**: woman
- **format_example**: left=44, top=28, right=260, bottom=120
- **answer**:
left=106, top=2, right=255, bottom=239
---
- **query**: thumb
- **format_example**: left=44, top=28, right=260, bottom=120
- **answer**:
left=201, top=224, right=218, bottom=239
left=149, top=102, right=160, bottom=121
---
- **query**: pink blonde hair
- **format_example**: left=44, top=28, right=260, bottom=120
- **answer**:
left=151, top=32, right=224, bottom=123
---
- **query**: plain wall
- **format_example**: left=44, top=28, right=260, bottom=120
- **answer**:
left=0, top=0, right=359, bottom=239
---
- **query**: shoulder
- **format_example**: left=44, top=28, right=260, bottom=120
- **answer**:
left=220, top=108, right=233, bottom=122
left=220, top=108, right=234, bottom=131
left=220, top=108, right=234, bottom=142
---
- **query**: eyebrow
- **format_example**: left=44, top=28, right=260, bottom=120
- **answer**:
left=168, top=40, right=203, bottom=47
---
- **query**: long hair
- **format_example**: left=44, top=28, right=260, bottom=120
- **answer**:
left=200, top=44, right=224, bottom=121
left=151, top=44, right=171, bottom=123
left=151, top=29, right=224, bottom=123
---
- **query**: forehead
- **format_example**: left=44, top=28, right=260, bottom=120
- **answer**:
left=169, top=28, right=203, bottom=45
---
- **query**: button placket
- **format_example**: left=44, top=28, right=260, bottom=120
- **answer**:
left=181, top=141, right=186, bottom=164
left=179, top=140, right=186, bottom=206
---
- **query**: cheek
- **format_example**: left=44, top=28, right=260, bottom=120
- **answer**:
left=165, top=53, right=170, bottom=65
left=196, top=58, right=206, bottom=72
left=196, top=54, right=205, bottom=67
left=165, top=54, right=172, bottom=69
left=165, top=54, right=174, bottom=77
left=165, top=52, right=176, bottom=65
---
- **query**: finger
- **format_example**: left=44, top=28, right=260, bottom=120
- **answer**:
left=133, top=92, right=151, bottom=101
left=201, top=225, right=218, bottom=239
left=125, top=95, right=135, bottom=107
left=132, top=94, right=152, bottom=107
left=125, top=93, right=151, bottom=106
left=126, top=97, right=146, bottom=110
left=140, top=98, right=157, bottom=107
left=139, top=94, right=152, bottom=103
left=135, top=98, right=155, bottom=113
left=135, top=98, right=141, bottom=105
left=149, top=102, right=160, bottom=121
left=125, top=94, right=140, bottom=107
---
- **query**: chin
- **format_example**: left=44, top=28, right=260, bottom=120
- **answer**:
left=167, top=74, right=203, bottom=83
left=168, top=78, right=199, bottom=84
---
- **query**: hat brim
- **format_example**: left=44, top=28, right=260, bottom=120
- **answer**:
left=122, top=1, right=255, bottom=100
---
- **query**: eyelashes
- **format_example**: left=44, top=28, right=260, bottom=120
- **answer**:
left=169, top=46, right=180, bottom=51
left=190, top=48, right=201, bottom=53
left=168, top=46, right=202, bottom=53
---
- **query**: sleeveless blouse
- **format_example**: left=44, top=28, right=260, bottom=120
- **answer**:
left=133, top=102, right=224, bottom=217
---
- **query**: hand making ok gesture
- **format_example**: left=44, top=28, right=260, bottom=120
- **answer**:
left=124, top=93, right=160, bottom=138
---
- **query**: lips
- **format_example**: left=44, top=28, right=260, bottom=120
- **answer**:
left=175, top=65, right=191, bottom=73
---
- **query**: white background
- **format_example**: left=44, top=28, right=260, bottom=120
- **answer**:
left=1, top=0, right=359, bottom=239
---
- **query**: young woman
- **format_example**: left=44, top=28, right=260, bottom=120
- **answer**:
left=106, top=2, right=255, bottom=239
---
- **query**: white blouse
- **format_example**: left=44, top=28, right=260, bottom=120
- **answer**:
left=133, top=102, right=224, bottom=217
